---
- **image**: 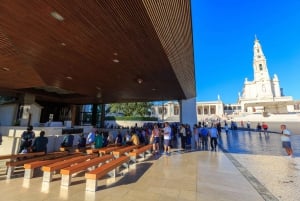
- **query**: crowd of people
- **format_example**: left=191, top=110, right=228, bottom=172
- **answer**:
left=16, top=121, right=294, bottom=159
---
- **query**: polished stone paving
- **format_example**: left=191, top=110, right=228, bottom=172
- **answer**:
left=0, top=128, right=300, bottom=201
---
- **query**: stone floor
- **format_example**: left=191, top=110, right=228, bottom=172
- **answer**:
left=1, top=127, right=300, bottom=201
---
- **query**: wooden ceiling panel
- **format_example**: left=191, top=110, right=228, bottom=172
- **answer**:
left=0, top=0, right=195, bottom=104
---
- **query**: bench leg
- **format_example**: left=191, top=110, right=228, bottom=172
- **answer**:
left=43, top=171, right=53, bottom=182
left=6, top=166, right=14, bottom=179
left=138, top=153, right=145, bottom=160
left=24, top=169, right=34, bottom=179
left=130, top=156, right=137, bottom=163
left=61, top=175, right=71, bottom=187
left=108, top=169, right=116, bottom=178
left=86, top=178, right=98, bottom=192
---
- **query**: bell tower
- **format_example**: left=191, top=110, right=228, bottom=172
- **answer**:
left=253, top=36, right=270, bottom=81
left=252, top=36, right=273, bottom=97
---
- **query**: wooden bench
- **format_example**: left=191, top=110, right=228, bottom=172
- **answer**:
left=86, top=148, right=101, bottom=155
left=42, top=154, right=97, bottom=182
left=129, top=144, right=152, bottom=163
left=60, top=154, right=114, bottom=187
left=85, top=155, right=130, bottom=192
left=5, top=151, right=67, bottom=179
left=23, top=153, right=81, bottom=179
left=75, top=145, right=92, bottom=153
left=59, top=146, right=74, bottom=152
left=112, top=145, right=139, bottom=158
left=0, top=152, right=45, bottom=161
left=98, top=146, right=124, bottom=156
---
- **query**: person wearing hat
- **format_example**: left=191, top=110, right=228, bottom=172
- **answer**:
left=18, top=125, right=35, bottom=153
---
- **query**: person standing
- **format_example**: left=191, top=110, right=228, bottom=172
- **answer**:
left=151, top=124, right=160, bottom=154
left=262, top=122, right=268, bottom=134
left=19, top=125, right=35, bottom=153
left=193, top=124, right=200, bottom=150
left=163, top=122, right=172, bottom=155
left=179, top=124, right=186, bottom=149
left=280, top=124, right=293, bottom=158
left=209, top=124, right=218, bottom=151
left=87, top=128, right=96, bottom=148
left=32, top=131, right=48, bottom=153
left=200, top=125, right=209, bottom=150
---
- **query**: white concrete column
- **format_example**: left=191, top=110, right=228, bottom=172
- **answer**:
left=180, top=98, right=197, bottom=150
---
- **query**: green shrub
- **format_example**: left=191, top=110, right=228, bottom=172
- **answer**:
left=105, top=116, right=158, bottom=121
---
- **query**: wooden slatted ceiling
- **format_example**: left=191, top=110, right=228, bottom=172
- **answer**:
left=0, top=0, right=195, bottom=104
left=142, top=0, right=195, bottom=98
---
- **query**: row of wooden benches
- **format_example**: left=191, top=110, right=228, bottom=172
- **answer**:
left=1, top=144, right=153, bottom=192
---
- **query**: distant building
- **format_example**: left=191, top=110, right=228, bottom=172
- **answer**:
left=238, top=36, right=294, bottom=114
left=151, top=37, right=300, bottom=122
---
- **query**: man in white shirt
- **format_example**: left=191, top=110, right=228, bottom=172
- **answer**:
left=280, top=124, right=293, bottom=158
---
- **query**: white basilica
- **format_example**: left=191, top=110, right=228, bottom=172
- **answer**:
left=151, top=37, right=300, bottom=122
left=237, top=36, right=294, bottom=114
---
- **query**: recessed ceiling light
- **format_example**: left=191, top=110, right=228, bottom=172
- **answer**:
left=113, top=52, right=118, bottom=56
left=137, top=78, right=143, bottom=84
left=2, top=67, right=10, bottom=71
left=61, top=42, right=66, bottom=46
left=152, top=88, right=157, bottom=91
left=112, top=59, right=119, bottom=63
left=50, top=11, right=64, bottom=21
left=66, top=76, right=72, bottom=80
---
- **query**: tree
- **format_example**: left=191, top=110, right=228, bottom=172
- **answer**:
left=109, top=102, right=153, bottom=116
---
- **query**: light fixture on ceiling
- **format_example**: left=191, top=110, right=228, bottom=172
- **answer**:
left=112, top=59, right=119, bottom=63
left=50, top=11, right=64, bottom=21
left=2, top=67, right=10, bottom=71
left=96, top=92, right=102, bottom=98
left=60, top=42, right=66, bottom=46
left=137, top=78, right=143, bottom=84
left=65, top=76, right=72, bottom=80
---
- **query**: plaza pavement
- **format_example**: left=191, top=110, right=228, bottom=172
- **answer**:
left=0, top=123, right=299, bottom=201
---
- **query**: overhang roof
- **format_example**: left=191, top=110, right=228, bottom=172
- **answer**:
left=0, top=0, right=195, bottom=104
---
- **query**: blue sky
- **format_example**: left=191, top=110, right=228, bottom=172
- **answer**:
left=191, top=0, right=300, bottom=104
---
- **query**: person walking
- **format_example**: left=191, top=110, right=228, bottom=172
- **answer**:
left=209, top=124, right=218, bottom=151
left=280, top=124, right=293, bottom=158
